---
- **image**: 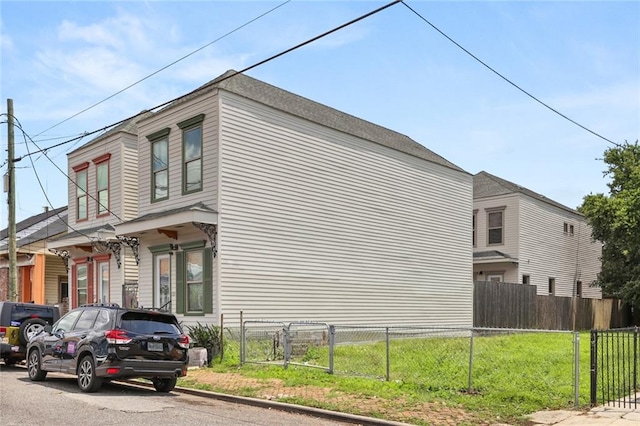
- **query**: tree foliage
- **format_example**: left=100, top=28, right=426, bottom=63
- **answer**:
left=579, top=141, right=640, bottom=306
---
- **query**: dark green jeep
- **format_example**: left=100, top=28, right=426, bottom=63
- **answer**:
left=0, top=302, right=60, bottom=365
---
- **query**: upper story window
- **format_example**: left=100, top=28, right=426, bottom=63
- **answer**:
left=73, top=162, right=89, bottom=222
left=472, top=210, right=478, bottom=247
left=177, top=114, right=205, bottom=195
left=93, top=154, right=111, bottom=217
left=486, top=206, right=505, bottom=245
left=147, top=128, right=170, bottom=202
left=563, top=222, right=575, bottom=236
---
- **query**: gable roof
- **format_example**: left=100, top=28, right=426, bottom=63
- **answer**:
left=155, top=70, right=467, bottom=174
left=70, top=110, right=152, bottom=155
left=473, top=171, right=581, bottom=215
left=0, top=207, right=68, bottom=250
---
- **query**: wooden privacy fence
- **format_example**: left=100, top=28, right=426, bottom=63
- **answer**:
left=474, top=281, right=632, bottom=330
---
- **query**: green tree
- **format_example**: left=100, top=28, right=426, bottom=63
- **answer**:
left=579, top=141, right=640, bottom=306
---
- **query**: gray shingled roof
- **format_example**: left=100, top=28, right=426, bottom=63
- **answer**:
left=473, top=171, right=581, bottom=215
left=155, top=70, right=466, bottom=174
left=69, top=110, right=152, bottom=154
left=48, top=224, right=115, bottom=242
left=0, top=206, right=67, bottom=240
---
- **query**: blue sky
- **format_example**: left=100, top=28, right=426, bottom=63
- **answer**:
left=0, top=1, right=638, bottom=225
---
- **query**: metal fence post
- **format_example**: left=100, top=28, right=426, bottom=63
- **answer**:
left=240, top=321, right=245, bottom=365
left=283, top=324, right=290, bottom=369
left=633, top=326, right=638, bottom=402
left=574, top=332, right=580, bottom=409
left=590, top=329, right=598, bottom=407
left=328, top=325, right=335, bottom=374
left=468, top=329, right=474, bottom=391
left=386, top=327, right=390, bottom=382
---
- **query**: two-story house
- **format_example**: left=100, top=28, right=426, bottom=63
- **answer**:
left=47, top=115, right=149, bottom=309
left=0, top=206, right=68, bottom=306
left=114, top=70, right=474, bottom=328
left=473, top=171, right=602, bottom=299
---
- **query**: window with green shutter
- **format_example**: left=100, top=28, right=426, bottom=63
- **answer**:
left=175, top=241, right=212, bottom=315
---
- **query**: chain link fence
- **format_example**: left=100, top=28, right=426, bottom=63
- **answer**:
left=239, top=322, right=581, bottom=407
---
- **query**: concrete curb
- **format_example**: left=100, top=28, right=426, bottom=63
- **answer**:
left=120, top=380, right=413, bottom=426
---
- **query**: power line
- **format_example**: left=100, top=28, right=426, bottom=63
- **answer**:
left=19, top=0, right=403, bottom=161
left=401, top=1, right=622, bottom=148
left=10, top=115, right=123, bottom=241
left=33, top=0, right=292, bottom=139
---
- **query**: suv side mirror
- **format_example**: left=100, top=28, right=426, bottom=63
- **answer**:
left=44, top=325, right=52, bottom=333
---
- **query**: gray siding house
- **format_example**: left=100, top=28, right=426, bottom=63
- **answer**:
left=473, top=171, right=602, bottom=299
left=109, top=70, right=474, bottom=328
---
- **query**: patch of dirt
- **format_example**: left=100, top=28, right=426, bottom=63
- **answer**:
left=184, top=370, right=491, bottom=425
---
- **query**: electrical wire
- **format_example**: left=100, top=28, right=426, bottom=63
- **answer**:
left=19, top=0, right=403, bottom=161
left=10, top=114, right=120, bottom=244
left=33, top=0, right=292, bottom=139
left=401, top=1, right=622, bottom=147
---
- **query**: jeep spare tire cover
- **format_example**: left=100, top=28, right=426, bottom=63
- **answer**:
left=19, top=318, right=47, bottom=346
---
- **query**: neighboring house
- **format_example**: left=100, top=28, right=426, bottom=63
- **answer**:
left=473, top=171, right=602, bottom=299
left=0, top=207, right=68, bottom=306
left=47, top=114, right=149, bottom=309
left=113, top=70, right=474, bottom=328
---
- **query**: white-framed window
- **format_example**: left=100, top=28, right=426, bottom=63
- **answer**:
left=73, top=163, right=89, bottom=221
left=97, top=261, right=109, bottom=303
left=93, top=153, right=111, bottom=217
left=77, top=264, right=88, bottom=306
left=155, top=253, right=171, bottom=312
left=147, top=128, right=170, bottom=202
left=486, top=207, right=505, bottom=245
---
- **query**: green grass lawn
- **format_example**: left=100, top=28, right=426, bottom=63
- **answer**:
left=179, top=331, right=593, bottom=425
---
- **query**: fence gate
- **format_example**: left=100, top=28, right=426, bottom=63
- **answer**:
left=285, top=322, right=330, bottom=370
left=590, top=327, right=639, bottom=408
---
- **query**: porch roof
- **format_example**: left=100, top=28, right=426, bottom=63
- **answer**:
left=115, top=202, right=217, bottom=238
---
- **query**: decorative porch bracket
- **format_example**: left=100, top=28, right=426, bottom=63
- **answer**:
left=193, top=222, right=218, bottom=258
left=116, top=235, right=140, bottom=265
left=93, top=240, right=123, bottom=269
left=48, top=248, right=70, bottom=271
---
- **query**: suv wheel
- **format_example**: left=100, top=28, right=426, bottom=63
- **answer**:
left=27, top=349, right=47, bottom=381
left=152, top=377, right=177, bottom=393
left=19, top=318, right=47, bottom=345
left=77, top=356, right=102, bottom=393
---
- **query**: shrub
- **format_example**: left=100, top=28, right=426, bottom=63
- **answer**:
left=186, top=322, right=223, bottom=365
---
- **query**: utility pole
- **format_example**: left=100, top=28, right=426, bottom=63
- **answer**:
left=7, top=99, right=17, bottom=302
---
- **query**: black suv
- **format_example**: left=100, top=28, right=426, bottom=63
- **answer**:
left=0, top=301, right=60, bottom=365
left=26, top=304, right=189, bottom=393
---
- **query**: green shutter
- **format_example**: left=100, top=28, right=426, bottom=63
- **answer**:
left=203, top=247, right=213, bottom=314
left=176, top=251, right=185, bottom=314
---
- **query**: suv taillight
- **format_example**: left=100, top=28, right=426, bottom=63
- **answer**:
left=177, top=334, right=189, bottom=349
left=0, top=326, right=5, bottom=337
left=105, top=329, right=132, bottom=344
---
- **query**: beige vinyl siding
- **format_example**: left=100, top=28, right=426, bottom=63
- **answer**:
left=137, top=229, right=219, bottom=327
left=44, top=255, right=67, bottom=305
left=218, top=91, right=472, bottom=327
left=121, top=134, right=139, bottom=221
left=137, top=93, right=219, bottom=217
left=519, top=196, right=601, bottom=298
left=474, top=194, right=519, bottom=252
left=67, top=137, right=125, bottom=229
